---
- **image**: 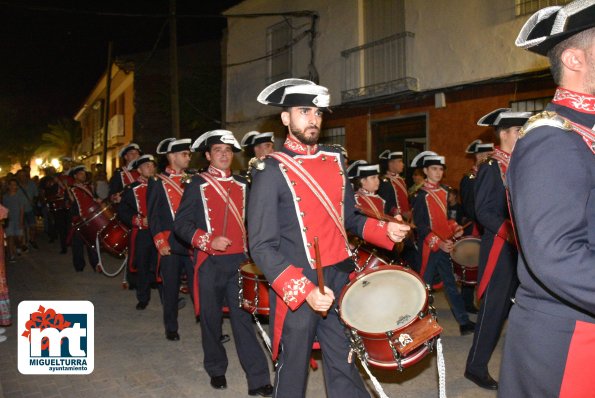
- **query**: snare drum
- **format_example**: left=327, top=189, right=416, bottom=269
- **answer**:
left=238, top=260, right=270, bottom=315
left=451, top=236, right=481, bottom=285
left=350, top=242, right=391, bottom=273
left=338, top=266, right=442, bottom=370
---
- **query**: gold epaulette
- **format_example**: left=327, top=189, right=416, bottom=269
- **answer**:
left=519, top=110, right=573, bottom=138
left=248, top=156, right=265, bottom=172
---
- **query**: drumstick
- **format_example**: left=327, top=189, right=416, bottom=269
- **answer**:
left=314, top=236, right=327, bottom=317
left=222, top=187, right=231, bottom=237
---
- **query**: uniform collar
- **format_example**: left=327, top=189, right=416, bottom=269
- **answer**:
left=552, top=88, right=595, bottom=114
left=208, top=165, right=231, bottom=178
left=283, top=136, right=318, bottom=155
left=165, top=166, right=183, bottom=176
left=137, top=176, right=148, bottom=184
left=423, top=180, right=441, bottom=190
left=357, top=188, right=376, bottom=196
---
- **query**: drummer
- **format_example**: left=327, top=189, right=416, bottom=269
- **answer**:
left=109, top=143, right=142, bottom=204
left=68, top=165, right=100, bottom=272
left=464, top=108, right=531, bottom=390
left=411, top=153, right=475, bottom=335
left=351, top=162, right=385, bottom=218
left=147, top=138, right=195, bottom=341
left=174, top=130, right=273, bottom=395
left=118, top=154, right=158, bottom=311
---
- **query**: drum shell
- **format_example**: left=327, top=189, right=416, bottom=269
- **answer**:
left=239, top=261, right=270, bottom=315
left=99, top=220, right=129, bottom=257
left=73, top=204, right=114, bottom=248
left=339, top=266, right=442, bottom=370
left=350, top=242, right=390, bottom=273
left=451, top=236, right=481, bottom=285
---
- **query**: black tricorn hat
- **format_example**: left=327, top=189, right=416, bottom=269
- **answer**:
left=191, top=130, right=242, bottom=153
left=465, top=139, right=495, bottom=154
left=516, top=1, right=595, bottom=56
left=257, top=78, right=331, bottom=111
left=477, top=108, right=532, bottom=128
left=241, top=131, right=274, bottom=148
left=131, top=154, right=156, bottom=169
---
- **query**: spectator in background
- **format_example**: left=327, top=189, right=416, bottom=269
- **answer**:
left=2, top=179, right=25, bottom=262
left=447, top=188, right=466, bottom=226
left=0, top=203, right=10, bottom=334
left=94, top=170, right=109, bottom=202
left=409, top=167, right=426, bottom=197
left=16, top=167, right=39, bottom=250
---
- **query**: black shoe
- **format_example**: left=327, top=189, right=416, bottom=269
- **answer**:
left=210, top=375, right=227, bottom=390
left=460, top=321, right=476, bottom=336
left=248, top=384, right=273, bottom=397
left=136, top=302, right=148, bottom=310
left=166, top=331, right=180, bottom=341
left=177, top=297, right=186, bottom=310
left=220, top=334, right=230, bottom=344
left=464, top=370, right=498, bottom=390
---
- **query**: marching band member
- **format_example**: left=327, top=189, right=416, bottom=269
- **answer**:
left=109, top=143, right=141, bottom=204
left=352, top=162, right=385, bottom=217
left=460, top=139, right=494, bottom=236
left=378, top=150, right=411, bottom=219
left=68, top=165, right=100, bottom=272
left=175, top=130, right=273, bottom=396
left=240, top=131, right=275, bottom=160
left=147, top=138, right=194, bottom=340
left=464, top=109, right=531, bottom=390
left=501, top=2, right=595, bottom=395
left=411, top=153, right=475, bottom=335
left=247, top=79, right=409, bottom=398
left=118, top=154, right=158, bottom=311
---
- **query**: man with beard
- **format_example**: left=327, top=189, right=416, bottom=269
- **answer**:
left=464, top=108, right=531, bottom=390
left=147, top=138, right=195, bottom=340
left=500, top=2, right=595, bottom=396
left=247, top=79, right=410, bottom=397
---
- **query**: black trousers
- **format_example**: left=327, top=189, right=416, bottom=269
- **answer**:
left=466, top=243, right=518, bottom=376
left=72, top=231, right=98, bottom=271
left=53, top=209, right=69, bottom=252
left=160, top=252, right=193, bottom=333
left=199, top=253, right=270, bottom=390
left=271, top=266, right=369, bottom=398
left=130, top=229, right=157, bottom=304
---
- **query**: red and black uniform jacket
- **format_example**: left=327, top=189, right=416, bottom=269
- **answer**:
left=474, top=148, right=516, bottom=299
left=119, top=178, right=152, bottom=272
left=413, top=181, right=459, bottom=277
left=378, top=173, right=410, bottom=217
left=247, top=137, right=395, bottom=359
left=355, top=189, right=386, bottom=219
left=174, top=165, right=248, bottom=314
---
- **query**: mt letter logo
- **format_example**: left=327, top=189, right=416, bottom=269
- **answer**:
left=18, top=301, right=94, bottom=374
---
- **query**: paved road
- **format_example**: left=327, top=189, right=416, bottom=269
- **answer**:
left=0, top=238, right=502, bottom=397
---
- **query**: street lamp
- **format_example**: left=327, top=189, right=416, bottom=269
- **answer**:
left=35, top=158, right=43, bottom=166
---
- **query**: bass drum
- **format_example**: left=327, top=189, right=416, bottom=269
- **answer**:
left=338, top=266, right=442, bottom=370
left=98, top=219, right=129, bottom=257
left=451, top=236, right=480, bottom=285
left=73, top=200, right=113, bottom=248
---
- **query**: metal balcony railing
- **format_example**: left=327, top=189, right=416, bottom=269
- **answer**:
left=341, top=31, right=418, bottom=103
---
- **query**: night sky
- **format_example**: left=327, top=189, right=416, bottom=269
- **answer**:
left=0, top=0, right=241, bottom=163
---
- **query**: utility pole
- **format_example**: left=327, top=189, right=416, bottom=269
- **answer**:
left=102, top=41, right=113, bottom=169
left=169, top=0, right=180, bottom=138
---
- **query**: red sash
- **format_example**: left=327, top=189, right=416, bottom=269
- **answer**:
left=476, top=221, right=514, bottom=299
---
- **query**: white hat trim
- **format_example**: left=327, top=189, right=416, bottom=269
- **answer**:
left=257, top=78, right=315, bottom=105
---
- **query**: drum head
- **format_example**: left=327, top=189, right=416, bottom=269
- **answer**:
left=451, top=238, right=481, bottom=267
left=340, top=268, right=426, bottom=334
left=241, top=261, right=263, bottom=276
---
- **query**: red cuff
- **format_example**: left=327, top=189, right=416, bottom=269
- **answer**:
left=425, top=233, right=441, bottom=252
left=362, top=217, right=394, bottom=250
left=132, top=215, right=142, bottom=227
left=271, top=265, right=315, bottom=311
left=191, top=229, right=213, bottom=254
left=153, top=231, right=171, bottom=251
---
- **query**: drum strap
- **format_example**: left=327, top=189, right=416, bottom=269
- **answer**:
left=269, top=152, right=349, bottom=242
left=199, top=172, right=247, bottom=242
left=389, top=175, right=409, bottom=212
left=476, top=221, right=512, bottom=299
